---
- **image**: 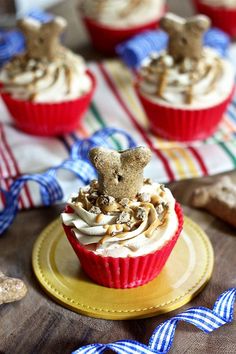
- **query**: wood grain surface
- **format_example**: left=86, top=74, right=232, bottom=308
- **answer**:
left=0, top=1, right=236, bottom=353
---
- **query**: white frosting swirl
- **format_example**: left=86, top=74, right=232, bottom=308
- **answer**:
left=61, top=182, right=178, bottom=257
left=80, top=0, right=165, bottom=28
left=201, top=0, right=236, bottom=8
left=0, top=49, right=92, bottom=102
left=139, top=48, right=235, bottom=109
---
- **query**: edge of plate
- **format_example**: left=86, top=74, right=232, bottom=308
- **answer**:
left=32, top=216, right=214, bottom=320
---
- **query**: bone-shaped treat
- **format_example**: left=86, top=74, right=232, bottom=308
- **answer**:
left=0, top=272, right=27, bottom=305
left=160, top=13, right=211, bottom=62
left=17, top=16, right=67, bottom=60
left=191, top=176, right=236, bottom=228
left=89, top=147, right=152, bottom=199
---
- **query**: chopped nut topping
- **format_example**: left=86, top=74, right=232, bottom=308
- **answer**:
left=88, top=191, right=99, bottom=201
left=89, top=206, right=101, bottom=214
left=116, top=211, right=131, bottom=224
left=98, top=195, right=115, bottom=206
left=144, top=178, right=152, bottom=184
left=119, top=198, right=129, bottom=207
left=156, top=204, right=164, bottom=215
left=137, top=192, right=151, bottom=203
left=83, top=185, right=90, bottom=193
left=71, top=195, right=79, bottom=203
left=135, top=207, right=147, bottom=221
left=90, top=179, right=98, bottom=189
left=160, top=184, right=165, bottom=191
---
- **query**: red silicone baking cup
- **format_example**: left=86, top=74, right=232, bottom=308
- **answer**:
left=81, top=8, right=165, bottom=55
left=0, top=70, right=96, bottom=136
left=63, top=202, right=183, bottom=289
left=193, top=0, right=236, bottom=37
left=136, top=84, right=235, bottom=142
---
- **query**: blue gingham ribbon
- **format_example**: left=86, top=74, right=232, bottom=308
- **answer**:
left=0, top=127, right=136, bottom=235
left=116, top=27, right=230, bottom=68
left=0, top=30, right=25, bottom=66
left=72, top=287, right=236, bottom=354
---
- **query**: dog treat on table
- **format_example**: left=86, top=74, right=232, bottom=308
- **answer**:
left=190, top=176, right=236, bottom=228
left=0, top=272, right=27, bottom=305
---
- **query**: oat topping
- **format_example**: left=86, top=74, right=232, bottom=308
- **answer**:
left=90, top=179, right=99, bottom=189
left=119, top=198, right=129, bottom=207
left=144, top=178, right=152, bottom=184
left=88, top=191, right=99, bottom=201
left=135, top=207, right=147, bottom=221
left=116, top=211, right=131, bottom=224
left=97, top=195, right=115, bottom=206
left=137, top=192, right=151, bottom=203
left=160, top=184, right=165, bottom=191
left=89, top=206, right=101, bottom=214
left=156, top=204, right=164, bottom=215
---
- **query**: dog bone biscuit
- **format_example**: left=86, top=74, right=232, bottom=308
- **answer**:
left=160, top=13, right=210, bottom=62
left=17, top=16, right=67, bottom=60
left=89, top=146, right=152, bottom=199
left=0, top=272, right=27, bottom=305
left=191, top=176, right=236, bottom=228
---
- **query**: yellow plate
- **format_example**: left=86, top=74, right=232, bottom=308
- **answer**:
left=32, top=216, right=214, bottom=320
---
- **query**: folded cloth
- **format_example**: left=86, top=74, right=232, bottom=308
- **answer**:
left=0, top=59, right=236, bottom=234
left=116, top=27, right=230, bottom=68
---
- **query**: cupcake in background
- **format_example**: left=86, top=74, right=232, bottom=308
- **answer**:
left=79, top=0, right=166, bottom=55
left=0, top=16, right=96, bottom=136
left=193, top=0, right=236, bottom=37
left=135, top=13, right=235, bottom=141
left=61, top=146, right=183, bottom=289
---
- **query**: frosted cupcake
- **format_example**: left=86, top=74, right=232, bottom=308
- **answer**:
left=193, top=0, right=236, bottom=37
left=79, top=0, right=166, bottom=54
left=0, top=16, right=96, bottom=136
left=136, top=13, right=235, bottom=141
left=61, top=146, right=183, bottom=289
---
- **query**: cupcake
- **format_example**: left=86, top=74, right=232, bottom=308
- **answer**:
left=79, top=0, right=166, bottom=55
left=193, top=0, right=236, bottom=37
left=61, top=146, right=183, bottom=289
left=135, top=13, right=235, bottom=141
left=0, top=17, right=96, bottom=136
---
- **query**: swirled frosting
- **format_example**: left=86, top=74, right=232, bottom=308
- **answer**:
left=61, top=178, right=178, bottom=257
left=139, top=47, right=235, bottom=108
left=80, top=0, right=165, bottom=28
left=201, top=0, right=236, bottom=8
left=0, top=48, right=92, bottom=102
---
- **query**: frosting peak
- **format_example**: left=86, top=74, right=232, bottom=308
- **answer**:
left=80, top=0, right=165, bottom=28
left=139, top=48, right=234, bottom=107
left=0, top=49, right=92, bottom=102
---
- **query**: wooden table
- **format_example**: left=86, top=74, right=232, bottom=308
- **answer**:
left=0, top=1, right=236, bottom=353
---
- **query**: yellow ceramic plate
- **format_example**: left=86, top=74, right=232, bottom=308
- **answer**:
left=32, top=216, right=214, bottom=320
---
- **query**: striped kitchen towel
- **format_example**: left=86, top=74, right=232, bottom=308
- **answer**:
left=0, top=59, right=236, bottom=213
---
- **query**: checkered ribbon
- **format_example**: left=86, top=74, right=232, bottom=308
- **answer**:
left=72, top=287, right=236, bottom=354
left=0, top=30, right=25, bottom=66
left=0, top=127, right=136, bottom=235
left=116, top=28, right=230, bottom=68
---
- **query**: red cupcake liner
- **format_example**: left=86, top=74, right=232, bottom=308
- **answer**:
left=1, top=70, right=96, bottom=136
left=193, top=0, right=236, bottom=37
left=81, top=7, right=166, bottom=55
left=136, top=84, right=235, bottom=142
left=63, top=202, right=183, bottom=289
